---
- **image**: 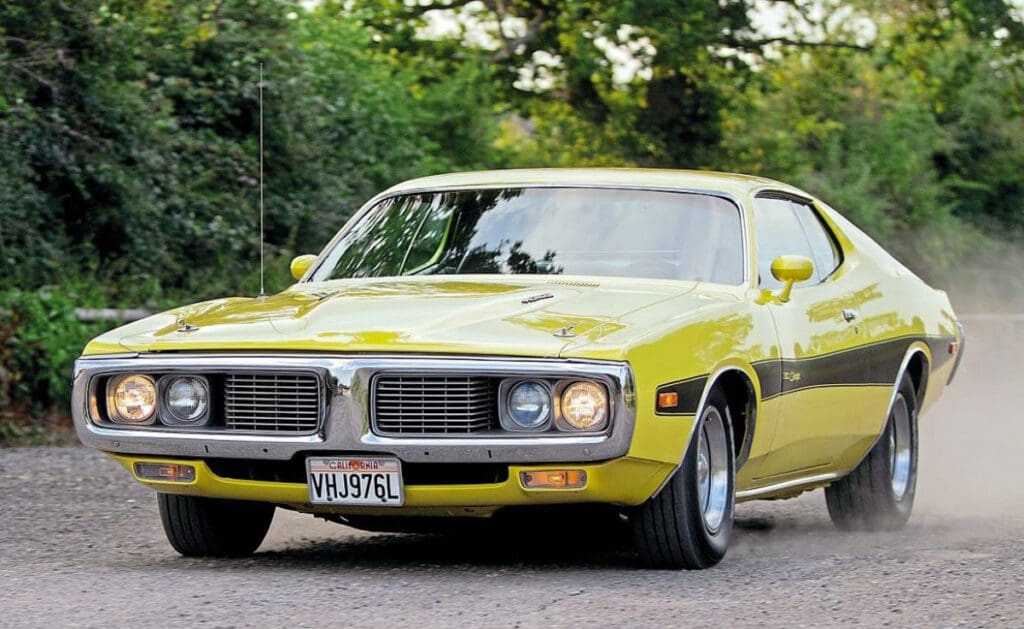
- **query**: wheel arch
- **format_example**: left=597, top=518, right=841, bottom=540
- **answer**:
left=905, top=348, right=930, bottom=407
left=710, top=369, right=758, bottom=470
left=688, top=364, right=760, bottom=471
left=648, top=362, right=761, bottom=500
left=842, top=343, right=929, bottom=477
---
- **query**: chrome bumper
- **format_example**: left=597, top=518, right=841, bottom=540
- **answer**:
left=72, top=354, right=636, bottom=464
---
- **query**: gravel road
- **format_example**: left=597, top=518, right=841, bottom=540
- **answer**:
left=2, top=324, right=1022, bottom=627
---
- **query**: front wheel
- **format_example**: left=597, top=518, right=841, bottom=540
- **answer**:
left=632, top=389, right=735, bottom=569
left=825, top=372, right=919, bottom=531
left=158, top=493, right=275, bottom=557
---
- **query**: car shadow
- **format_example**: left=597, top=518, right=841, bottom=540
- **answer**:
left=128, top=510, right=878, bottom=573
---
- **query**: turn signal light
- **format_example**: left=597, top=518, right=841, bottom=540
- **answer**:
left=657, top=391, right=679, bottom=409
left=133, top=462, right=197, bottom=483
left=520, top=470, right=587, bottom=490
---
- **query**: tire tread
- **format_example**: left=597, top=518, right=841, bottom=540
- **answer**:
left=157, top=493, right=274, bottom=557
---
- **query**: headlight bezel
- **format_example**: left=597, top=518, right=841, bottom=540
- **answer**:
left=497, top=378, right=612, bottom=435
left=499, top=379, right=554, bottom=431
left=105, top=374, right=159, bottom=425
left=556, top=380, right=610, bottom=432
left=158, top=375, right=212, bottom=426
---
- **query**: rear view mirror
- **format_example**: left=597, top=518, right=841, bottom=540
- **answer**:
left=770, top=255, right=814, bottom=302
left=290, top=254, right=317, bottom=281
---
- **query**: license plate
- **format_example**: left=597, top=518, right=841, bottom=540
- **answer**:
left=306, top=457, right=404, bottom=506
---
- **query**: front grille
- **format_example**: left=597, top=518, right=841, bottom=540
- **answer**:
left=374, top=375, right=499, bottom=434
left=223, top=373, right=322, bottom=432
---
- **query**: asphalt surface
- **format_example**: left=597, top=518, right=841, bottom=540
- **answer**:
left=2, top=323, right=1022, bottom=627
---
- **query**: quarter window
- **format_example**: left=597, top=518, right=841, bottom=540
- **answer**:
left=791, top=200, right=841, bottom=281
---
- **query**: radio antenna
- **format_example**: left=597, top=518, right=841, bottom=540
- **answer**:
left=258, top=62, right=266, bottom=298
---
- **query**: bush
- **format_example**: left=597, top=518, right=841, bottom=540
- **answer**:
left=0, top=289, right=109, bottom=415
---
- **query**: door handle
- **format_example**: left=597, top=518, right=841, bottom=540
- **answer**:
left=842, top=308, right=859, bottom=323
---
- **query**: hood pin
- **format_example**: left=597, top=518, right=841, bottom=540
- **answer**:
left=554, top=323, right=577, bottom=338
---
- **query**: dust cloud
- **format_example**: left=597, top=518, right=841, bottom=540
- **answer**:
left=915, top=315, right=1024, bottom=521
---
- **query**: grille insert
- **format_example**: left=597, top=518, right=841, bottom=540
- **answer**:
left=374, top=375, right=499, bottom=434
left=223, top=373, right=321, bottom=432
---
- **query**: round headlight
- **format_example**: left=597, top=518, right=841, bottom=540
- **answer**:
left=108, top=375, right=157, bottom=424
left=163, top=376, right=210, bottom=424
left=507, top=381, right=551, bottom=429
left=559, top=381, right=608, bottom=431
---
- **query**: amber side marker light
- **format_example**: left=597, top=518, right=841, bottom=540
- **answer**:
left=520, top=470, right=587, bottom=490
left=133, top=462, right=197, bottom=483
left=657, top=391, right=679, bottom=410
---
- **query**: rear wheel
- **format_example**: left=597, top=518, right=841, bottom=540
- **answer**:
left=158, top=493, right=275, bottom=557
left=632, top=389, right=735, bottom=569
left=825, top=372, right=919, bottom=531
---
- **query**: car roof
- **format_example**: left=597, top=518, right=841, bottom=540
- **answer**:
left=381, top=168, right=810, bottom=202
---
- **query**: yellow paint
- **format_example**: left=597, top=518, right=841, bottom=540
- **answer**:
left=106, top=452, right=674, bottom=511
left=289, top=254, right=317, bottom=281
left=771, top=255, right=815, bottom=302
left=80, top=169, right=961, bottom=509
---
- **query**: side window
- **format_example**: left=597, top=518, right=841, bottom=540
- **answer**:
left=791, top=201, right=841, bottom=281
left=754, top=197, right=816, bottom=289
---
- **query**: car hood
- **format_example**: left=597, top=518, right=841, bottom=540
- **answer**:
left=89, top=276, right=701, bottom=358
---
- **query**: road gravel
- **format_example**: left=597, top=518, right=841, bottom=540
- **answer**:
left=1, top=323, right=1022, bottom=627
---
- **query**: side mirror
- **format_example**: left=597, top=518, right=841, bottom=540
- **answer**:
left=770, top=255, right=814, bottom=303
left=290, top=254, right=317, bottom=281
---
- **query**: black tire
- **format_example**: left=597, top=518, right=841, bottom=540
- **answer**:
left=157, top=493, right=275, bottom=557
left=825, top=372, right=919, bottom=531
left=632, top=388, right=736, bottom=569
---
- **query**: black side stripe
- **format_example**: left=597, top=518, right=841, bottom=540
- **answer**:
left=657, top=334, right=955, bottom=414
left=654, top=375, right=708, bottom=415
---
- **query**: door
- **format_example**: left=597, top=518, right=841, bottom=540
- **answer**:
left=752, top=195, right=868, bottom=480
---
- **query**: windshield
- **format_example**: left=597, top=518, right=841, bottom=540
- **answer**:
left=311, top=187, right=745, bottom=283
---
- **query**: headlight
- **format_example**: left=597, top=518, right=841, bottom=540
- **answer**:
left=107, top=374, right=157, bottom=424
left=506, top=381, right=551, bottom=429
left=559, top=381, right=608, bottom=431
left=162, top=376, right=210, bottom=424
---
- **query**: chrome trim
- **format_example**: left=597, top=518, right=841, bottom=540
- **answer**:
left=72, top=354, right=636, bottom=464
left=305, top=183, right=751, bottom=288
left=222, top=372, right=322, bottom=433
left=88, top=361, right=327, bottom=436
left=735, top=472, right=840, bottom=501
left=372, top=373, right=499, bottom=435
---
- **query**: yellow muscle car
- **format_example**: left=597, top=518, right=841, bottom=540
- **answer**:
left=71, top=169, right=964, bottom=569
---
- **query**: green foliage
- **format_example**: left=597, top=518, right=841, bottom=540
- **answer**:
left=719, top=10, right=1024, bottom=287
left=0, top=0, right=503, bottom=305
left=0, top=288, right=108, bottom=413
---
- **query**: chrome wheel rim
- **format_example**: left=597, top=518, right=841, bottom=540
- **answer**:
left=890, top=394, right=912, bottom=501
left=697, top=406, right=730, bottom=533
